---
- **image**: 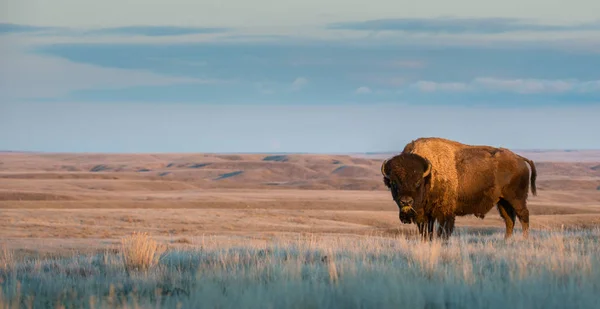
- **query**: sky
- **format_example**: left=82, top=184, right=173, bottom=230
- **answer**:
left=1, top=1, right=600, bottom=153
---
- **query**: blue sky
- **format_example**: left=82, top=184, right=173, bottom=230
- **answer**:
left=1, top=1, right=600, bottom=152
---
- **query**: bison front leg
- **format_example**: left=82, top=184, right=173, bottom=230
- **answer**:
left=426, top=217, right=435, bottom=241
left=417, top=222, right=425, bottom=236
left=437, top=216, right=455, bottom=240
left=417, top=216, right=435, bottom=241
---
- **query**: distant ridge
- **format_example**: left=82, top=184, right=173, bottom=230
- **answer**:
left=0, top=150, right=42, bottom=153
left=1, top=151, right=599, bottom=192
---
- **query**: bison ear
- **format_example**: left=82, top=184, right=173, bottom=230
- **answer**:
left=422, top=159, right=432, bottom=178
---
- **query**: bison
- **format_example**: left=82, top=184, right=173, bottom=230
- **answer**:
left=381, top=137, right=537, bottom=240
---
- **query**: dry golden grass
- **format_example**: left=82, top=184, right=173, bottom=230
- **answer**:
left=0, top=247, right=13, bottom=272
left=1, top=229, right=599, bottom=308
left=120, top=232, right=166, bottom=273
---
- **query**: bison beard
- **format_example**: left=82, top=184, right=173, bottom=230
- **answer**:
left=381, top=137, right=537, bottom=241
left=399, top=206, right=416, bottom=224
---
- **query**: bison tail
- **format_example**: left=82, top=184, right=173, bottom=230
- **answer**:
left=518, top=155, right=537, bottom=196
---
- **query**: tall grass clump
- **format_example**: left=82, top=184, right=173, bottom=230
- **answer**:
left=1, top=228, right=600, bottom=309
left=0, top=247, right=14, bottom=272
left=120, top=232, right=166, bottom=273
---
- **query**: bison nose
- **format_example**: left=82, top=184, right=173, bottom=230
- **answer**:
left=398, top=196, right=413, bottom=207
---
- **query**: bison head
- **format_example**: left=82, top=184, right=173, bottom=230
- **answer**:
left=381, top=153, right=432, bottom=224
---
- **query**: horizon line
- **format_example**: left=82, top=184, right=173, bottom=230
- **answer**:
left=2, top=149, right=600, bottom=155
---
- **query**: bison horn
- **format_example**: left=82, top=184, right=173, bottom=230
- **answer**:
left=381, top=159, right=389, bottom=178
left=423, top=161, right=432, bottom=178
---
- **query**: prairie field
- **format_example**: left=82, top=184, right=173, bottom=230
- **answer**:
left=1, top=150, right=600, bottom=308
left=2, top=230, right=600, bottom=309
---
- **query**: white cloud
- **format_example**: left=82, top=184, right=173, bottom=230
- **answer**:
left=3, top=18, right=600, bottom=50
left=3, top=0, right=600, bottom=29
left=579, top=81, right=600, bottom=92
left=291, top=77, right=308, bottom=91
left=146, top=57, right=208, bottom=67
left=255, top=78, right=310, bottom=94
left=473, top=77, right=574, bottom=94
left=357, top=75, right=408, bottom=87
left=411, top=81, right=469, bottom=92
left=3, top=1, right=600, bottom=53
left=355, top=86, right=372, bottom=94
left=410, top=77, right=600, bottom=94
left=0, top=40, right=222, bottom=100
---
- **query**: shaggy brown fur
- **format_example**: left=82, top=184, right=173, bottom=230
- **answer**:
left=382, top=137, right=537, bottom=240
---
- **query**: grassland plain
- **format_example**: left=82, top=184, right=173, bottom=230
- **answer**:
left=1, top=151, right=599, bottom=308
left=1, top=229, right=599, bottom=309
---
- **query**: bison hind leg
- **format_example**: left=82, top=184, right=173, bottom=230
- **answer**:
left=498, top=197, right=530, bottom=239
left=511, top=199, right=530, bottom=239
left=497, top=198, right=517, bottom=239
